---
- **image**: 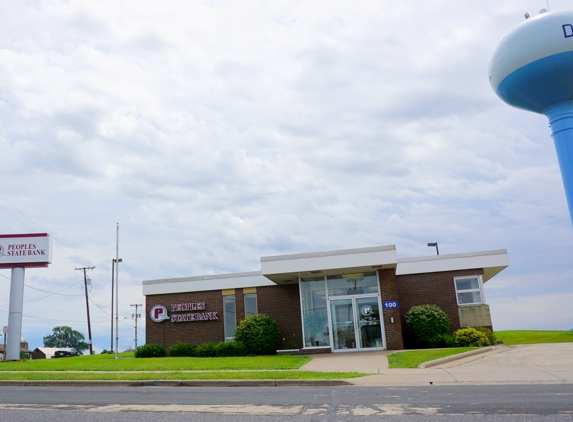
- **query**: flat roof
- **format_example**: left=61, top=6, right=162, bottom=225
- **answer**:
left=396, top=249, right=509, bottom=282
left=142, top=271, right=275, bottom=296
left=142, top=246, right=509, bottom=295
left=261, top=245, right=397, bottom=284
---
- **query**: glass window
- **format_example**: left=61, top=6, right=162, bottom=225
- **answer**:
left=327, top=272, right=379, bottom=297
left=454, top=276, right=484, bottom=305
left=223, top=295, right=236, bottom=341
left=300, top=277, right=330, bottom=348
left=244, top=294, right=258, bottom=317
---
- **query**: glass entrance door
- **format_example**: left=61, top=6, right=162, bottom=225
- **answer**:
left=330, top=299, right=356, bottom=350
left=329, top=296, right=384, bottom=351
left=355, top=296, right=383, bottom=349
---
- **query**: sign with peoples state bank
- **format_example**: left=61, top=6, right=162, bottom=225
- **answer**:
left=0, top=233, right=52, bottom=269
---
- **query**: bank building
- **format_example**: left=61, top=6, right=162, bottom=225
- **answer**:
left=143, top=245, right=508, bottom=353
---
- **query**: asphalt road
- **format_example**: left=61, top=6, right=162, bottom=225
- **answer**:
left=0, top=385, right=572, bottom=420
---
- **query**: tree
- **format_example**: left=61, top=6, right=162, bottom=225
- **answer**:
left=43, top=326, right=89, bottom=353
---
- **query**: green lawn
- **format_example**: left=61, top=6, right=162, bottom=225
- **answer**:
left=0, top=371, right=363, bottom=381
left=495, top=330, right=573, bottom=345
left=0, top=353, right=311, bottom=372
left=387, top=348, right=476, bottom=368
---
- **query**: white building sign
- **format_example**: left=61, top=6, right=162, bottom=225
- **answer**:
left=0, top=233, right=52, bottom=268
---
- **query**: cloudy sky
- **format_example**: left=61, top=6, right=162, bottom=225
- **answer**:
left=1, top=0, right=572, bottom=352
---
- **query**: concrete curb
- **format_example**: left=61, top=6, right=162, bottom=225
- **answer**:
left=418, top=346, right=498, bottom=368
left=0, top=379, right=352, bottom=388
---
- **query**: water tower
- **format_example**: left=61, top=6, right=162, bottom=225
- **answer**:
left=489, top=10, right=573, bottom=224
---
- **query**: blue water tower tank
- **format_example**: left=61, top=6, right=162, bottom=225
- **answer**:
left=489, top=10, right=573, bottom=224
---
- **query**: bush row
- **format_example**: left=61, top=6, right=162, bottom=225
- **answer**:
left=135, top=340, right=249, bottom=358
left=135, top=313, right=281, bottom=358
left=405, top=304, right=497, bottom=348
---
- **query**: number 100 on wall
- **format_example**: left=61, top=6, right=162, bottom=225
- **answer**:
left=383, top=301, right=399, bottom=309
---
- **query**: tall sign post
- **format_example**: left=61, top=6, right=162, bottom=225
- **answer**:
left=0, top=233, right=52, bottom=361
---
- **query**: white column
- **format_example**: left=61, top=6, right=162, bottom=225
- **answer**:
left=6, top=267, right=25, bottom=361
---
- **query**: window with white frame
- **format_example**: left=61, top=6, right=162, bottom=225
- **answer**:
left=244, top=293, right=258, bottom=317
left=454, top=276, right=484, bottom=305
left=223, top=295, right=236, bottom=341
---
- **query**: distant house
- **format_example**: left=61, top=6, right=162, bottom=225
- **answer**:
left=20, top=338, right=29, bottom=351
left=0, top=345, right=34, bottom=360
left=30, top=347, right=60, bottom=360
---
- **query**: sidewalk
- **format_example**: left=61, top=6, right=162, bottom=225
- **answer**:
left=330, top=343, right=573, bottom=386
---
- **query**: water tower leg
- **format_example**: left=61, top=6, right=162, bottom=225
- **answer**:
left=547, top=105, right=573, bottom=226
left=6, top=267, right=25, bottom=361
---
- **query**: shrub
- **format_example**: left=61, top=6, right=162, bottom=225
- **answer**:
left=453, top=327, right=490, bottom=347
left=135, top=343, right=166, bottom=358
left=234, top=314, right=280, bottom=355
left=196, top=342, right=218, bottom=357
left=168, top=342, right=197, bottom=357
left=405, top=304, right=451, bottom=347
left=474, top=326, right=497, bottom=346
left=215, top=341, right=248, bottom=357
left=428, top=333, right=455, bottom=348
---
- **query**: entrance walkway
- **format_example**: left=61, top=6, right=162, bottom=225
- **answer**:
left=302, top=350, right=391, bottom=373
left=302, top=343, right=573, bottom=386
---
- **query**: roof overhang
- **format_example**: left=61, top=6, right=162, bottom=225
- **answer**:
left=143, top=271, right=275, bottom=296
left=261, top=245, right=397, bottom=284
left=396, top=249, right=509, bottom=282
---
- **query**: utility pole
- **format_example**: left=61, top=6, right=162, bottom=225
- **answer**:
left=130, top=304, right=142, bottom=350
left=115, top=223, right=121, bottom=359
left=75, top=265, right=95, bottom=355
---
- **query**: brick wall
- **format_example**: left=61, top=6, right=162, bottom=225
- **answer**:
left=146, top=284, right=303, bottom=351
left=258, top=284, right=303, bottom=350
left=396, top=268, right=484, bottom=347
left=145, top=291, right=225, bottom=350
left=377, top=269, right=404, bottom=350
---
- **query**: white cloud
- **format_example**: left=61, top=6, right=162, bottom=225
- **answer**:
left=0, top=0, right=572, bottom=350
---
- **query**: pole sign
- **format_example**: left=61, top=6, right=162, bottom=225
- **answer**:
left=0, top=233, right=52, bottom=269
left=0, top=233, right=51, bottom=361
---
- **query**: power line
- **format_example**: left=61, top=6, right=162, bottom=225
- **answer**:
left=89, top=297, right=135, bottom=328
left=0, top=280, right=85, bottom=306
left=0, top=203, right=38, bottom=233
left=0, top=195, right=104, bottom=268
left=25, top=283, right=84, bottom=297
left=0, top=308, right=107, bottom=323
left=0, top=196, right=117, bottom=303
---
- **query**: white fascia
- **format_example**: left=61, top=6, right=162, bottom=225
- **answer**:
left=396, top=249, right=509, bottom=282
left=261, top=245, right=397, bottom=283
left=142, top=271, right=275, bottom=296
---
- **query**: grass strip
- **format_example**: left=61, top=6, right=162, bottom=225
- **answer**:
left=387, top=347, right=477, bottom=368
left=0, top=371, right=365, bottom=380
left=0, top=354, right=311, bottom=372
left=495, top=330, right=573, bottom=345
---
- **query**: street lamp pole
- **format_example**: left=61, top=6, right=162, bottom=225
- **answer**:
left=111, top=259, right=114, bottom=353
left=427, top=242, right=439, bottom=255
left=115, top=223, right=120, bottom=359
